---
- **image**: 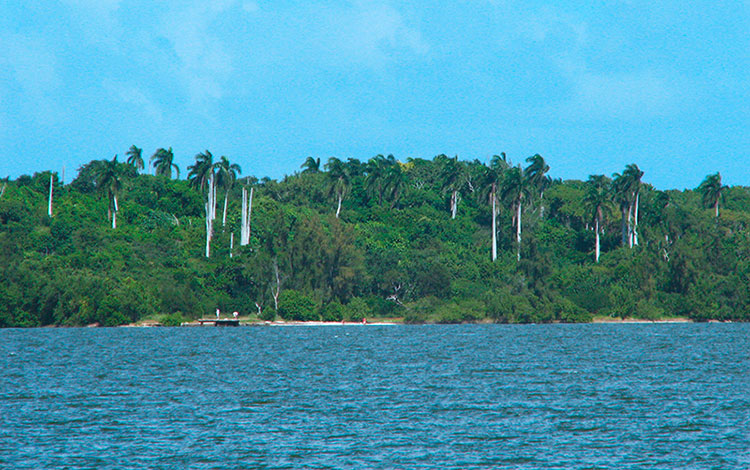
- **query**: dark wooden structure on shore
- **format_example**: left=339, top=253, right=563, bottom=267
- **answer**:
left=197, top=318, right=240, bottom=327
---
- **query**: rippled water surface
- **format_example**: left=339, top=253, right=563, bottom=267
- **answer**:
left=1, top=324, right=748, bottom=469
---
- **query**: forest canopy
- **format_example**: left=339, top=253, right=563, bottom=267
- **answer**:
left=1, top=150, right=748, bottom=327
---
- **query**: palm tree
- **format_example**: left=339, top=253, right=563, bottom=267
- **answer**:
left=612, top=172, right=632, bottom=246
left=698, top=172, right=724, bottom=218
left=383, top=160, right=406, bottom=209
left=300, top=156, right=321, bottom=173
left=125, top=145, right=144, bottom=173
left=364, top=154, right=391, bottom=205
left=524, top=154, right=550, bottom=218
left=216, top=156, right=242, bottom=227
left=438, top=155, right=463, bottom=219
left=95, top=156, right=122, bottom=229
left=480, top=163, right=504, bottom=261
left=187, top=150, right=215, bottom=192
left=612, top=164, right=645, bottom=248
left=501, top=165, right=532, bottom=261
left=623, top=164, right=644, bottom=245
left=583, top=174, right=612, bottom=263
left=324, top=157, right=350, bottom=218
left=151, top=147, right=179, bottom=179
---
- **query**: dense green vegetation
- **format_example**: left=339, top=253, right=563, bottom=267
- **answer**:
left=1, top=150, right=748, bottom=327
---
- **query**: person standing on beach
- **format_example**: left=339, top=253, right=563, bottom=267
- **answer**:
left=216, top=308, right=220, bottom=319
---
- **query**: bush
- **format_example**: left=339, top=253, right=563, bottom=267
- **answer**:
left=343, top=297, right=371, bottom=321
left=320, top=301, right=343, bottom=322
left=161, top=312, right=185, bottom=326
left=555, top=297, right=592, bottom=323
left=277, top=290, right=318, bottom=321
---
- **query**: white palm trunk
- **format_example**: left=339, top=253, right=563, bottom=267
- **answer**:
left=222, top=189, right=229, bottom=227
left=205, top=172, right=216, bottom=257
left=112, top=194, right=118, bottom=229
left=633, top=192, right=639, bottom=246
left=336, top=193, right=342, bottom=218
left=451, top=190, right=458, bottom=219
left=715, top=199, right=719, bottom=218
left=595, top=217, right=600, bottom=263
left=491, top=188, right=497, bottom=262
left=516, top=200, right=522, bottom=261
left=627, top=204, right=633, bottom=248
left=230, top=232, right=234, bottom=258
left=48, top=174, right=53, bottom=217
left=240, top=187, right=253, bottom=246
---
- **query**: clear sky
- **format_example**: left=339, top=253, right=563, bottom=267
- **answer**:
left=1, top=1, right=748, bottom=190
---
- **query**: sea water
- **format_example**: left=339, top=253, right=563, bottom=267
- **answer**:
left=1, top=324, right=748, bottom=469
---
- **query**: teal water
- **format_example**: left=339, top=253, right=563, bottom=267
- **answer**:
left=1, top=324, right=748, bottom=469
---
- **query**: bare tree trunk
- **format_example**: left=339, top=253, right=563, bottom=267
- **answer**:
left=240, top=187, right=253, bottom=246
left=451, top=190, right=458, bottom=219
left=230, top=232, right=234, bottom=258
left=112, top=194, right=118, bottom=229
left=633, top=192, right=639, bottom=246
left=595, top=217, right=600, bottom=263
left=48, top=174, right=53, bottom=217
left=205, top=173, right=216, bottom=257
left=336, top=193, right=342, bottom=218
left=491, top=187, right=497, bottom=262
left=0, top=182, right=5, bottom=199
left=715, top=199, right=719, bottom=218
left=222, top=189, right=229, bottom=228
left=627, top=204, right=633, bottom=248
left=539, top=191, right=545, bottom=219
left=272, top=259, right=281, bottom=311
left=516, top=200, right=522, bottom=261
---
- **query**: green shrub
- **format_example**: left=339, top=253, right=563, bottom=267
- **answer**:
left=161, top=312, right=185, bottom=326
left=320, top=301, right=344, bottom=322
left=277, top=290, right=317, bottom=321
left=343, top=297, right=371, bottom=321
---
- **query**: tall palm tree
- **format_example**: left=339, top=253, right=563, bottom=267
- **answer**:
left=383, top=160, right=406, bottom=209
left=698, top=172, right=724, bottom=218
left=524, top=154, right=550, bottom=218
left=583, top=174, right=612, bottom=263
left=501, top=165, right=532, bottom=261
left=612, top=172, right=633, bottom=246
left=300, top=156, right=321, bottom=173
left=623, top=164, right=644, bottom=245
left=125, top=145, right=144, bottom=173
left=324, top=157, right=350, bottom=218
left=364, top=154, right=392, bottom=205
left=216, top=156, right=242, bottom=227
left=95, top=156, right=122, bottom=229
left=151, top=147, right=179, bottom=179
left=438, top=155, right=463, bottom=219
left=480, top=163, right=504, bottom=262
left=187, top=150, right=215, bottom=192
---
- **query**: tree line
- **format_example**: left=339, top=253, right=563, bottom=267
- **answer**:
left=0, top=147, right=746, bottom=327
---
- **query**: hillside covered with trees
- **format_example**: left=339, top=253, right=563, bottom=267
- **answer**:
left=1, top=148, right=749, bottom=327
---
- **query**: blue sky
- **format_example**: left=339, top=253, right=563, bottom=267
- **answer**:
left=0, top=1, right=747, bottom=190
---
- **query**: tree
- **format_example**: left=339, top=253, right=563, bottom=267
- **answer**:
left=187, top=150, right=215, bottom=192
left=95, top=156, right=122, bottom=229
left=324, top=157, right=350, bottom=218
left=613, top=164, right=645, bottom=247
left=480, top=161, right=504, bottom=261
left=583, top=174, right=612, bottom=263
left=438, top=155, right=463, bottom=219
left=151, top=147, right=179, bottom=179
left=500, top=165, right=532, bottom=261
left=216, top=156, right=241, bottom=227
left=524, top=154, right=550, bottom=218
left=126, top=145, right=144, bottom=173
left=698, top=172, right=724, bottom=218
left=300, top=156, right=321, bottom=173
left=623, top=164, right=644, bottom=245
